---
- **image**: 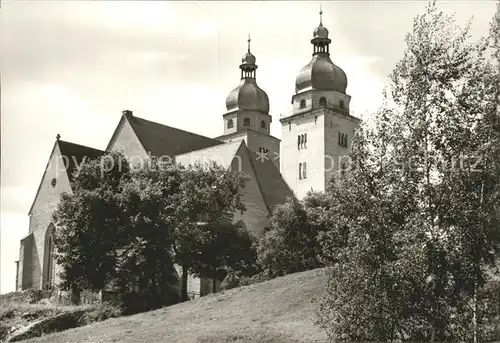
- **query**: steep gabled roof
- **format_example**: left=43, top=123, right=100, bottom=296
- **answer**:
left=125, top=114, right=224, bottom=157
left=28, top=139, right=104, bottom=215
left=57, top=140, right=104, bottom=181
left=177, top=139, right=295, bottom=214
left=248, top=150, right=295, bottom=212
left=175, top=140, right=243, bottom=169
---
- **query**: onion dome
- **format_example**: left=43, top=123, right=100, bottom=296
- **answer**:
left=225, top=34, right=270, bottom=113
left=295, top=7, right=348, bottom=94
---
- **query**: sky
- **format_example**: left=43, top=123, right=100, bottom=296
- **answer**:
left=0, top=0, right=496, bottom=294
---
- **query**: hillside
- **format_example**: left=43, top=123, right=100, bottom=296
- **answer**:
left=23, top=268, right=329, bottom=343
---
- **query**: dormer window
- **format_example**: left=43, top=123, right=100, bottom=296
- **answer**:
left=243, top=117, right=251, bottom=127
left=227, top=119, right=234, bottom=129
left=300, top=99, right=306, bottom=109
left=319, top=97, right=327, bottom=107
left=261, top=120, right=266, bottom=129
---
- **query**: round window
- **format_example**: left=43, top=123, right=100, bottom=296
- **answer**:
left=51, top=178, right=57, bottom=187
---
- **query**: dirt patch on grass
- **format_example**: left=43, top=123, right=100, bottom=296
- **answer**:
left=0, top=301, right=121, bottom=342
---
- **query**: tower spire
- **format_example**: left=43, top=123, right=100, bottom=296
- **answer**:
left=319, top=4, right=323, bottom=25
left=248, top=32, right=251, bottom=52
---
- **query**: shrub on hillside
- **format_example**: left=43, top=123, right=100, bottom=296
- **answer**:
left=258, top=195, right=331, bottom=279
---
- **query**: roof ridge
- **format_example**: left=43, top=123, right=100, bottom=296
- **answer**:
left=175, top=139, right=242, bottom=157
left=130, top=115, right=222, bottom=144
left=58, top=139, right=104, bottom=153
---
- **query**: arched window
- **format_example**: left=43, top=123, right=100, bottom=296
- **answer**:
left=302, top=162, right=307, bottom=179
left=339, top=100, right=345, bottom=109
left=319, top=97, right=327, bottom=107
left=300, top=99, right=306, bottom=109
left=304, top=134, right=307, bottom=148
left=43, top=224, right=55, bottom=289
left=227, top=119, right=234, bottom=129
left=261, top=120, right=266, bottom=129
left=299, top=163, right=302, bottom=180
left=297, top=135, right=301, bottom=150
left=243, top=117, right=250, bottom=126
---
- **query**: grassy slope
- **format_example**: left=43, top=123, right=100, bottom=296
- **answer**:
left=24, top=268, right=329, bottom=343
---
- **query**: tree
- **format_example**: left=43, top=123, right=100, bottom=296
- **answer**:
left=52, top=152, right=131, bottom=301
left=115, top=161, right=184, bottom=311
left=258, top=196, right=325, bottom=278
left=172, top=161, right=248, bottom=300
left=317, top=2, right=500, bottom=341
left=187, top=221, right=258, bottom=292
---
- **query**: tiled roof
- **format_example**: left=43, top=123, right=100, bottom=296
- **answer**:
left=175, top=140, right=243, bottom=169
left=127, top=115, right=223, bottom=157
left=58, top=140, right=104, bottom=180
left=28, top=139, right=104, bottom=215
left=248, top=150, right=295, bottom=212
left=177, top=139, right=294, bottom=214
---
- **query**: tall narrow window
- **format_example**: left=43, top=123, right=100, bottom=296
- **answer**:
left=289, top=122, right=291, bottom=131
left=319, top=97, right=327, bottom=107
left=304, top=134, right=307, bottom=148
left=261, top=120, right=266, bottom=129
left=243, top=117, right=251, bottom=126
left=339, top=100, right=345, bottom=109
left=338, top=132, right=341, bottom=145
left=303, top=162, right=307, bottom=179
left=299, top=163, right=303, bottom=180
left=300, top=99, right=306, bottom=109
left=344, top=135, right=348, bottom=147
left=227, top=119, right=234, bottom=129
left=297, top=135, right=301, bottom=150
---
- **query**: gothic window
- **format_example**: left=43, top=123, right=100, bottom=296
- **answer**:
left=297, top=135, right=301, bottom=150
left=300, top=99, right=306, bottom=109
left=299, top=163, right=303, bottom=180
left=319, top=97, right=327, bottom=107
left=243, top=117, right=251, bottom=126
left=44, top=224, right=55, bottom=289
left=261, top=120, right=266, bottom=129
left=303, top=162, right=307, bottom=179
left=339, top=100, right=345, bottom=109
left=227, top=119, right=234, bottom=129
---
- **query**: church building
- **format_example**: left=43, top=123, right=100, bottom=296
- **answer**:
left=15, top=11, right=360, bottom=296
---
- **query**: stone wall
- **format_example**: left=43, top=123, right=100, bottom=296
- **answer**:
left=27, top=143, right=72, bottom=290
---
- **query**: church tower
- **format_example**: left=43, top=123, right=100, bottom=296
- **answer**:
left=217, top=35, right=280, bottom=168
left=280, top=8, right=361, bottom=199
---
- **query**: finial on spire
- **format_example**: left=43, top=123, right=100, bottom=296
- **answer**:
left=319, top=4, right=323, bottom=25
left=56, top=133, right=61, bottom=141
left=247, top=33, right=251, bottom=52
